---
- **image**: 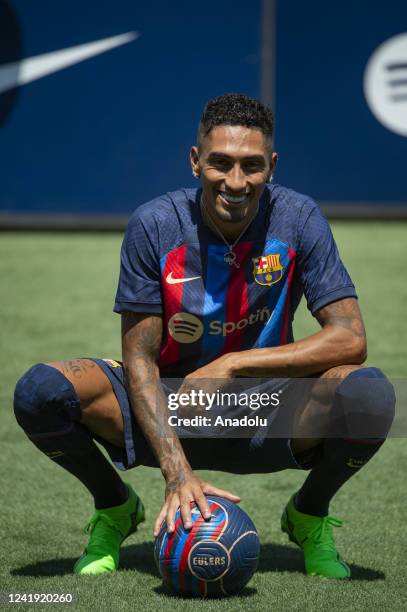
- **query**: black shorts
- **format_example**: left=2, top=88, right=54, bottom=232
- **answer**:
left=90, top=358, right=304, bottom=475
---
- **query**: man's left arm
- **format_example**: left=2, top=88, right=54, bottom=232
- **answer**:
left=188, top=297, right=367, bottom=379
left=183, top=204, right=365, bottom=382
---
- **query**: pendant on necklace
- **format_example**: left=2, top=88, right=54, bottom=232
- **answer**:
left=224, top=251, right=240, bottom=268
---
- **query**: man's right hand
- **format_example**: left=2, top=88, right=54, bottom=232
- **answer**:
left=153, top=470, right=241, bottom=536
left=121, top=313, right=240, bottom=537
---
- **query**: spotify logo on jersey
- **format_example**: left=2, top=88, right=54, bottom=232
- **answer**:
left=168, top=313, right=204, bottom=343
left=364, top=32, right=407, bottom=137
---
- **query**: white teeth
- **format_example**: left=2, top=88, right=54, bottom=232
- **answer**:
left=220, top=193, right=248, bottom=203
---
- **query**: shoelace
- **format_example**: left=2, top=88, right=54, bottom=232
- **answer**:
left=305, top=516, right=344, bottom=552
left=83, top=513, right=123, bottom=554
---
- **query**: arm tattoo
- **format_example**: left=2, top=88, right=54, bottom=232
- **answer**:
left=121, top=312, right=190, bottom=480
left=59, top=359, right=96, bottom=379
left=316, top=298, right=366, bottom=340
left=166, top=469, right=187, bottom=494
left=122, top=312, right=163, bottom=387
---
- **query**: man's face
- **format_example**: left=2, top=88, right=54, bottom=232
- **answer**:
left=191, top=125, right=277, bottom=225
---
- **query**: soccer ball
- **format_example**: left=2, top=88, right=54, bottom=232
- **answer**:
left=154, top=496, right=260, bottom=597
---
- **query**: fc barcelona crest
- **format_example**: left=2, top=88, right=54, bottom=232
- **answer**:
left=252, top=253, right=284, bottom=286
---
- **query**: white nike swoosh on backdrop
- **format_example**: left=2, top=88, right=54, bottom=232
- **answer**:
left=166, top=272, right=201, bottom=284
left=0, top=31, right=138, bottom=95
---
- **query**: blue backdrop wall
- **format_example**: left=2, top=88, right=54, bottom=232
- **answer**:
left=275, top=0, right=407, bottom=205
left=0, top=0, right=406, bottom=216
left=0, top=0, right=261, bottom=214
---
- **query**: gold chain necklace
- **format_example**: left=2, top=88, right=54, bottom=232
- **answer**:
left=200, top=196, right=258, bottom=269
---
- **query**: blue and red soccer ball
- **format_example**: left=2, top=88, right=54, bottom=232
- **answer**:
left=154, top=496, right=260, bottom=597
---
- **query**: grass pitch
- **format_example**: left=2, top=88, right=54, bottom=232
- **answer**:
left=1, top=223, right=407, bottom=611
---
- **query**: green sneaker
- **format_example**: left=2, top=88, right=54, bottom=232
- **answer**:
left=281, top=495, right=351, bottom=579
left=74, top=484, right=145, bottom=575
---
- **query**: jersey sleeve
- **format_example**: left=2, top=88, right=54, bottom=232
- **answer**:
left=113, top=211, right=163, bottom=314
left=297, top=202, right=357, bottom=314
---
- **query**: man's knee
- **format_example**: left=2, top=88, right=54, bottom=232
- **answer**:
left=14, top=363, right=81, bottom=435
left=334, top=367, right=395, bottom=438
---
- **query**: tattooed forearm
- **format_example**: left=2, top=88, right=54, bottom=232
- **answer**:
left=227, top=298, right=367, bottom=377
left=121, top=312, right=191, bottom=479
left=166, top=469, right=187, bottom=493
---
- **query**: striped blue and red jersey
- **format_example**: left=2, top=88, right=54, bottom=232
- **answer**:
left=114, top=185, right=356, bottom=376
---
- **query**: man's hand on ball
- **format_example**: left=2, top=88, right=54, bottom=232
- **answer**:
left=153, top=470, right=240, bottom=536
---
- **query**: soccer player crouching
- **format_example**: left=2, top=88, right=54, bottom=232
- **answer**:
left=13, top=93, right=395, bottom=579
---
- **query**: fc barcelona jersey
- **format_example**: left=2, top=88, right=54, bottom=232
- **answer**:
left=114, top=185, right=356, bottom=376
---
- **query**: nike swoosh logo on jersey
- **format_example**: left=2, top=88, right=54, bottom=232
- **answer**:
left=166, top=272, right=201, bottom=284
left=0, top=32, right=138, bottom=95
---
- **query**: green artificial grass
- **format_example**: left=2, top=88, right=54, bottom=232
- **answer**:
left=1, top=224, right=406, bottom=611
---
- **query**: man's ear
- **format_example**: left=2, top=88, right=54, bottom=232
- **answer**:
left=190, top=146, right=200, bottom=178
left=269, top=151, right=278, bottom=180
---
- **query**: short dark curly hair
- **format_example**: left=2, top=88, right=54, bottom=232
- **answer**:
left=197, top=93, right=274, bottom=152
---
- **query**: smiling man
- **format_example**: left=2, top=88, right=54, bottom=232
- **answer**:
left=14, top=93, right=395, bottom=580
